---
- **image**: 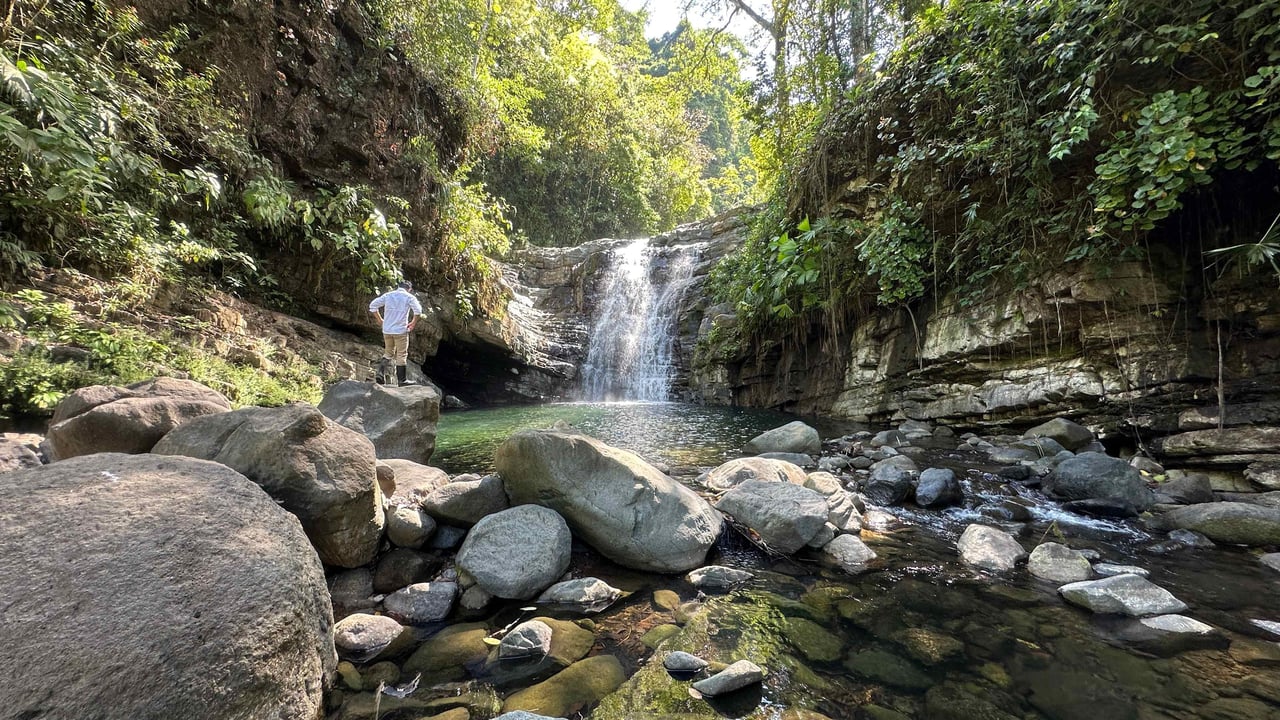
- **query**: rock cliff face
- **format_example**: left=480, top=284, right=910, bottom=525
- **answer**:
left=688, top=246, right=1280, bottom=444
left=423, top=211, right=748, bottom=404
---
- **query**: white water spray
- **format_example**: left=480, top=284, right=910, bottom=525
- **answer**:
left=580, top=239, right=702, bottom=401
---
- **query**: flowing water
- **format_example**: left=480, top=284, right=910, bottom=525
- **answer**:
left=406, top=410, right=1280, bottom=720
left=578, top=239, right=703, bottom=402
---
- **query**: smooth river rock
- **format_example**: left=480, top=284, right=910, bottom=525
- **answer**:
left=714, top=479, right=829, bottom=553
left=1058, top=574, right=1188, bottom=616
left=536, top=577, right=623, bottom=612
left=318, top=380, right=440, bottom=464
left=743, top=420, right=821, bottom=455
left=0, top=453, right=334, bottom=719
left=957, top=524, right=1027, bottom=572
left=1023, top=417, right=1094, bottom=451
left=457, top=504, right=571, bottom=599
left=153, top=403, right=384, bottom=567
left=423, top=473, right=511, bottom=526
left=1027, top=542, right=1093, bottom=583
left=915, top=467, right=962, bottom=507
left=700, top=456, right=810, bottom=490
left=821, top=534, right=878, bottom=572
left=384, top=581, right=458, bottom=624
left=687, top=565, right=755, bottom=591
left=498, top=430, right=723, bottom=572
left=690, top=660, right=765, bottom=697
left=334, top=613, right=414, bottom=663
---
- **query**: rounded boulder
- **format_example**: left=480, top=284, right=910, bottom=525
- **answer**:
left=0, top=453, right=334, bottom=719
left=498, top=430, right=722, bottom=572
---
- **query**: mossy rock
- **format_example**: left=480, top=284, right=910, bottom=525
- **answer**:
left=800, top=584, right=851, bottom=618
left=923, top=683, right=1018, bottom=720
left=776, top=653, right=837, bottom=693
left=403, top=623, right=490, bottom=681
left=742, top=590, right=833, bottom=623
left=477, top=616, right=595, bottom=688
left=893, top=627, right=964, bottom=666
left=653, top=589, right=682, bottom=611
left=863, top=706, right=911, bottom=720
left=641, top=623, right=683, bottom=649
left=782, top=617, right=843, bottom=663
left=843, top=648, right=933, bottom=690
left=501, top=655, right=626, bottom=716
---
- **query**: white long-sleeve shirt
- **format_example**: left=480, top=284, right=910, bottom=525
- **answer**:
left=369, top=288, right=423, bottom=334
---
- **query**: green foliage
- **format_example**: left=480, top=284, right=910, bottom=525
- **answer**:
left=0, top=287, right=322, bottom=419
left=715, top=0, right=1280, bottom=340
left=243, top=176, right=407, bottom=292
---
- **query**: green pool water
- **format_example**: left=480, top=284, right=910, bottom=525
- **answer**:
left=432, top=401, right=832, bottom=474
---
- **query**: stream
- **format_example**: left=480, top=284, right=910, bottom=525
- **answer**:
left=374, top=403, right=1280, bottom=720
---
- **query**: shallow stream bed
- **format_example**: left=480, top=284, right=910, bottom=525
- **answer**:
left=351, top=403, right=1280, bottom=720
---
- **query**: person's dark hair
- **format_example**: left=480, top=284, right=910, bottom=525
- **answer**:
left=397, top=280, right=412, bottom=290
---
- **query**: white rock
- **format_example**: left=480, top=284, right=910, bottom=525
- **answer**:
left=957, top=524, right=1027, bottom=572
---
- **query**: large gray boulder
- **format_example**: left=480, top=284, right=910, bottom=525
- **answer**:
left=1023, top=417, right=1094, bottom=451
left=1045, top=452, right=1154, bottom=515
left=456, top=505, right=572, bottom=599
left=743, top=421, right=821, bottom=456
left=1158, top=502, right=1280, bottom=546
left=699, top=456, right=809, bottom=491
left=153, top=404, right=384, bottom=568
left=45, top=377, right=231, bottom=461
left=497, top=430, right=722, bottom=572
left=714, top=480, right=829, bottom=554
left=1058, top=574, right=1188, bottom=616
left=318, top=380, right=441, bottom=464
left=0, top=453, right=334, bottom=719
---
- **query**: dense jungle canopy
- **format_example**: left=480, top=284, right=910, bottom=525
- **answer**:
left=1, top=0, right=1278, bottom=416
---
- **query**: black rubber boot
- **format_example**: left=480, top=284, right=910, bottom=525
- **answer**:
left=395, top=365, right=408, bottom=386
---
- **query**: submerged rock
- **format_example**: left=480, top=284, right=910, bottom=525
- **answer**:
left=498, top=430, right=723, bottom=572
left=844, top=649, right=933, bottom=690
left=456, top=505, right=572, bottom=599
left=1115, top=614, right=1227, bottom=657
left=715, top=480, right=829, bottom=553
left=501, top=655, right=626, bottom=716
left=1058, top=574, right=1187, bottom=616
left=957, top=524, right=1027, bottom=572
left=691, top=660, right=765, bottom=697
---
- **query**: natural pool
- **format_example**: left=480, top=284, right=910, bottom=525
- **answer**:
left=432, top=402, right=852, bottom=474
left=356, top=404, right=1280, bottom=720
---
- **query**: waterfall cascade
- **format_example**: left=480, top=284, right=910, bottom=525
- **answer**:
left=580, top=239, right=703, bottom=401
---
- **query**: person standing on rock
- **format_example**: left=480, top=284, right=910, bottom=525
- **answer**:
left=369, top=280, right=422, bottom=387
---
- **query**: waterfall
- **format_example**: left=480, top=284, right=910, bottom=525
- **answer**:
left=580, top=239, right=702, bottom=401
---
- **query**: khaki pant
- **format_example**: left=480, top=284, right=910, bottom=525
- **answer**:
left=383, top=333, right=409, bottom=366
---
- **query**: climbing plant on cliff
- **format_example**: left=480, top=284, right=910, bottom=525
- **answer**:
left=713, top=0, right=1280, bottom=341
